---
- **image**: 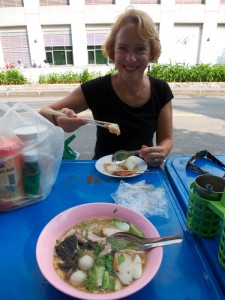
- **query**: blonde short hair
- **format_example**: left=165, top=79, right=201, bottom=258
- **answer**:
left=102, top=8, right=161, bottom=62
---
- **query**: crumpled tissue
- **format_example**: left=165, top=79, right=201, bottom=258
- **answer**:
left=111, top=180, right=168, bottom=218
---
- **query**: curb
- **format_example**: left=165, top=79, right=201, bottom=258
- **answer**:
left=0, top=90, right=224, bottom=97
left=0, top=84, right=225, bottom=97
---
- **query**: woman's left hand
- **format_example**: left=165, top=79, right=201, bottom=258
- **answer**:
left=139, top=145, right=166, bottom=167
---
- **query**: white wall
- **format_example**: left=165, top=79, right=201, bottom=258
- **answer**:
left=0, top=0, right=225, bottom=67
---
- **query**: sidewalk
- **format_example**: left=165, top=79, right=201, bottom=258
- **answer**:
left=0, top=82, right=225, bottom=97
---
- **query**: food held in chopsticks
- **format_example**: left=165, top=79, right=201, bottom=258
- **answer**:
left=104, top=123, right=121, bottom=136
left=104, top=157, right=138, bottom=176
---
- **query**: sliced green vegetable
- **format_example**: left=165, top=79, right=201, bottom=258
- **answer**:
left=85, top=266, right=105, bottom=291
left=118, top=254, right=125, bottom=265
left=130, top=223, right=144, bottom=237
left=95, top=266, right=105, bottom=287
left=95, top=254, right=114, bottom=273
left=102, top=270, right=115, bottom=291
left=93, top=243, right=104, bottom=255
left=105, top=254, right=114, bottom=273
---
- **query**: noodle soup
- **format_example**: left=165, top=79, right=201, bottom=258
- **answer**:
left=53, top=217, right=147, bottom=294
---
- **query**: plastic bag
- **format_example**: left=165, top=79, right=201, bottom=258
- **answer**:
left=0, top=102, right=64, bottom=212
left=111, top=180, right=168, bottom=218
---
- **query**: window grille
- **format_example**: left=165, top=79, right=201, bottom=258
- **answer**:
left=175, top=0, right=204, bottom=4
left=0, top=0, right=23, bottom=7
left=40, top=0, right=69, bottom=6
left=85, top=0, right=114, bottom=4
left=87, top=30, right=108, bottom=46
left=0, top=29, right=30, bottom=67
left=130, top=0, right=160, bottom=4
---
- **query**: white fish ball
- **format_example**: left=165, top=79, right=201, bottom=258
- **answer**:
left=78, top=255, right=94, bottom=271
left=70, top=270, right=87, bottom=286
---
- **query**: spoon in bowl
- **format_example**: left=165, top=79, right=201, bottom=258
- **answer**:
left=108, top=232, right=182, bottom=250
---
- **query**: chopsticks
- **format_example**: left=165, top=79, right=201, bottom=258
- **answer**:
left=47, top=109, right=121, bottom=136
left=47, top=109, right=106, bottom=128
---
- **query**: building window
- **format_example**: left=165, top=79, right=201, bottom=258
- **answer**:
left=175, top=0, right=205, bottom=4
left=43, top=28, right=73, bottom=65
left=85, top=0, right=114, bottom=4
left=0, top=0, right=23, bottom=7
left=87, top=46, right=108, bottom=64
left=45, top=46, right=73, bottom=65
left=87, top=29, right=112, bottom=65
left=0, top=28, right=30, bottom=67
left=40, top=0, right=69, bottom=6
left=130, top=0, right=160, bottom=4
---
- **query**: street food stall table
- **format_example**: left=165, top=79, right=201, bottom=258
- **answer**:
left=0, top=160, right=224, bottom=299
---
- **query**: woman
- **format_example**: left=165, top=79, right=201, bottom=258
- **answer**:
left=39, top=8, right=173, bottom=166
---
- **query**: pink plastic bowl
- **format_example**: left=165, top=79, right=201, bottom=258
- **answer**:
left=36, top=203, right=163, bottom=300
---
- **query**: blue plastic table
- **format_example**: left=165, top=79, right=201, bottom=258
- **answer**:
left=165, top=154, right=225, bottom=296
left=1, top=160, right=224, bottom=300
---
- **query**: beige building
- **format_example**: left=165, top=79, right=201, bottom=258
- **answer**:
left=0, top=0, right=224, bottom=68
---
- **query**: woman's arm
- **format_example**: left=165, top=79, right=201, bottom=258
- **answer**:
left=139, top=101, right=173, bottom=166
left=39, top=85, right=89, bottom=132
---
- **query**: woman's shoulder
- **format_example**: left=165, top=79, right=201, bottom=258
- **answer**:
left=149, top=75, right=170, bottom=88
left=82, top=74, right=111, bottom=87
left=149, top=75, right=173, bottom=102
left=149, top=75, right=173, bottom=94
left=81, top=74, right=112, bottom=105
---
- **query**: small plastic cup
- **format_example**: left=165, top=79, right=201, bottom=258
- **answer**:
left=194, top=174, right=225, bottom=201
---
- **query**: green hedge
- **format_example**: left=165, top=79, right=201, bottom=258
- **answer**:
left=38, top=68, right=103, bottom=84
left=38, top=63, right=225, bottom=84
left=0, top=63, right=224, bottom=85
left=0, top=69, right=28, bottom=85
left=150, top=63, right=225, bottom=82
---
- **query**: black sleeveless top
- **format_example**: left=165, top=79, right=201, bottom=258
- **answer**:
left=81, top=74, right=173, bottom=159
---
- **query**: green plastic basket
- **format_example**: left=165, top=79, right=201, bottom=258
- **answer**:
left=218, top=222, right=225, bottom=269
left=188, top=182, right=225, bottom=269
left=187, top=182, right=221, bottom=237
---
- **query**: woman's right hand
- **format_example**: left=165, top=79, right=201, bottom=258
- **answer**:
left=51, top=108, right=87, bottom=133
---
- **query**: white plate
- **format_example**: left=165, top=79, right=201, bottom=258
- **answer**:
left=95, top=154, right=148, bottom=178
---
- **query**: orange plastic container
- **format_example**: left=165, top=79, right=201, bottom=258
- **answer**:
left=0, top=137, right=24, bottom=211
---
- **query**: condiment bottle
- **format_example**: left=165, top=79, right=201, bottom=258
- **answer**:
left=0, top=137, right=24, bottom=210
left=22, top=150, right=41, bottom=196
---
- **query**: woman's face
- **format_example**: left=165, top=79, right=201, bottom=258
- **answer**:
left=114, top=22, right=151, bottom=81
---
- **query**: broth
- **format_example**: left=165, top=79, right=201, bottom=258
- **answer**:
left=53, top=217, right=147, bottom=294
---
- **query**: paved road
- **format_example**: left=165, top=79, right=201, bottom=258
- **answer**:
left=1, top=95, right=225, bottom=159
